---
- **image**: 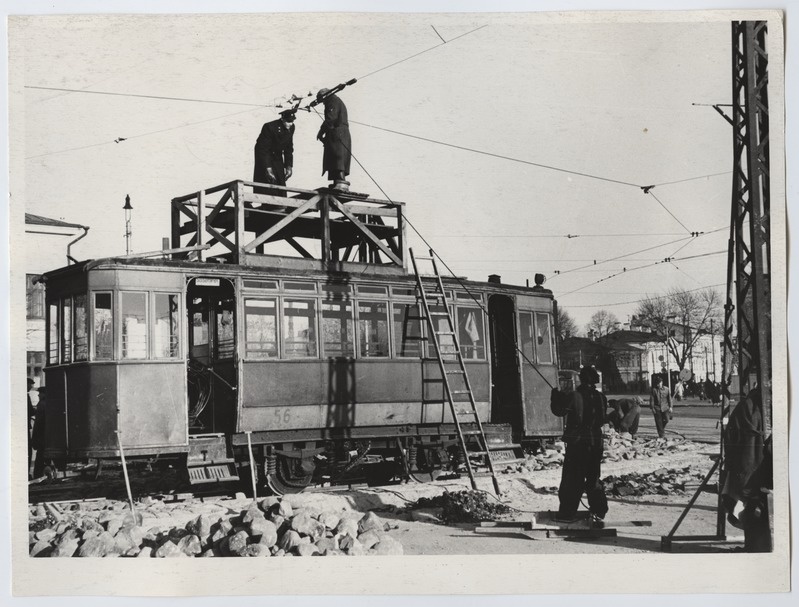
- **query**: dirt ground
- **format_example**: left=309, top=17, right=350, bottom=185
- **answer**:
left=30, top=398, right=743, bottom=555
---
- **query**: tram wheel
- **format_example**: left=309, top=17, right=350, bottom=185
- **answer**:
left=265, top=452, right=314, bottom=496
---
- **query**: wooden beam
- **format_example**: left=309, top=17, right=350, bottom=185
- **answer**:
left=170, top=201, right=181, bottom=251
left=235, top=181, right=246, bottom=263
left=329, top=198, right=402, bottom=265
left=197, top=189, right=205, bottom=262
left=321, top=194, right=331, bottom=262
left=285, top=237, right=314, bottom=259
left=242, top=195, right=321, bottom=253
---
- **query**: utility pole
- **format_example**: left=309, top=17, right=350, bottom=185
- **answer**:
left=123, top=194, right=133, bottom=255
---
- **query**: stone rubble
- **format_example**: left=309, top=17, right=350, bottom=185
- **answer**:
left=533, top=466, right=705, bottom=496
left=28, top=495, right=404, bottom=558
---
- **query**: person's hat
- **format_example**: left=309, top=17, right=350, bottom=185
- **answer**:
left=316, top=88, right=331, bottom=100
left=279, top=108, right=296, bottom=121
left=579, top=366, right=599, bottom=385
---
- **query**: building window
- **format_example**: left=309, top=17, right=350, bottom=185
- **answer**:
left=393, top=303, right=423, bottom=358
left=93, top=293, right=113, bottom=360
left=74, top=294, right=88, bottom=362
left=358, top=301, right=389, bottom=357
left=457, top=307, right=485, bottom=360
left=121, top=292, right=148, bottom=359
left=519, top=312, right=534, bottom=361
left=61, top=297, right=72, bottom=363
left=245, top=298, right=278, bottom=359
left=47, top=302, right=58, bottom=364
left=283, top=299, right=317, bottom=358
left=535, top=312, right=554, bottom=364
left=154, top=293, right=180, bottom=358
left=26, top=275, right=45, bottom=319
left=322, top=301, right=354, bottom=357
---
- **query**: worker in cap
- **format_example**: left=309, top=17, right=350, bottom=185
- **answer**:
left=315, top=88, right=351, bottom=190
left=549, top=366, right=609, bottom=526
left=253, top=107, right=296, bottom=198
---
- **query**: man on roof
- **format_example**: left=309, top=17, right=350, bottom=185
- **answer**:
left=315, top=88, right=352, bottom=191
left=253, top=108, right=296, bottom=197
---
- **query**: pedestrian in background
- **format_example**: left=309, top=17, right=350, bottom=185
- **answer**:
left=550, top=366, right=609, bottom=527
left=650, top=375, right=672, bottom=438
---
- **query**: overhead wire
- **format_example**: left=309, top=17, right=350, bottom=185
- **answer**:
left=646, top=190, right=691, bottom=233
left=24, top=85, right=271, bottom=107
left=564, top=283, right=726, bottom=308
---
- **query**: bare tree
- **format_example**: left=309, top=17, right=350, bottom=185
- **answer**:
left=555, top=306, right=578, bottom=342
left=634, top=287, right=723, bottom=370
left=585, top=309, right=620, bottom=339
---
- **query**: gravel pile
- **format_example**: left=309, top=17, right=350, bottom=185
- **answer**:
left=405, top=490, right=510, bottom=524
left=533, top=466, right=704, bottom=497
left=502, top=430, right=698, bottom=475
left=29, top=496, right=403, bottom=557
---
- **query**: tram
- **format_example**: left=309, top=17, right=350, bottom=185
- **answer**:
left=38, top=180, right=562, bottom=493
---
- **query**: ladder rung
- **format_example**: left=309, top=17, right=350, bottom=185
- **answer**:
left=445, top=370, right=465, bottom=375
left=415, top=255, right=435, bottom=261
left=435, top=331, right=455, bottom=336
left=468, top=451, right=488, bottom=457
left=450, top=390, right=471, bottom=394
left=428, top=312, right=450, bottom=316
left=488, top=443, right=522, bottom=450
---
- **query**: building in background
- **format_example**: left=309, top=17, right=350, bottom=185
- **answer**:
left=25, top=213, right=89, bottom=388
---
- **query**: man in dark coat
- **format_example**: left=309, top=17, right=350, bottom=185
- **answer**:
left=550, top=366, right=609, bottom=526
left=722, top=386, right=772, bottom=552
left=650, top=375, right=672, bottom=438
left=253, top=109, right=295, bottom=196
left=315, top=88, right=351, bottom=189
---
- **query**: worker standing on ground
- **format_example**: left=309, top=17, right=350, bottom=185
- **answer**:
left=315, top=88, right=351, bottom=190
left=550, top=366, right=609, bottom=526
left=650, top=375, right=673, bottom=438
left=253, top=109, right=296, bottom=197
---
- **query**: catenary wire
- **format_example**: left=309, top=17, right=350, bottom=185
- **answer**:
left=563, top=283, right=726, bottom=308
left=357, top=25, right=488, bottom=80
left=646, top=190, right=691, bottom=233
left=24, top=85, right=272, bottom=107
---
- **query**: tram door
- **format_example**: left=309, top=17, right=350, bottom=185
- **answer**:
left=187, top=277, right=237, bottom=435
left=488, top=294, right=523, bottom=430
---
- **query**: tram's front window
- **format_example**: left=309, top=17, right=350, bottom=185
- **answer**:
left=283, top=299, right=317, bottom=358
left=74, top=294, right=88, bottom=362
left=154, top=293, right=180, bottom=358
left=535, top=312, right=554, bottom=364
left=121, top=292, right=148, bottom=359
left=93, top=293, right=113, bottom=360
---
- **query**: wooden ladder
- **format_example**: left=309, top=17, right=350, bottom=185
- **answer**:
left=409, top=248, right=501, bottom=496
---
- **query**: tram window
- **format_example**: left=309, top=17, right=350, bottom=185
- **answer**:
left=93, top=293, right=113, bottom=360
left=74, top=294, right=88, bottom=362
left=283, top=299, right=317, bottom=358
left=191, top=298, right=209, bottom=347
left=392, top=303, right=422, bottom=358
left=358, top=301, right=389, bottom=357
left=283, top=281, right=316, bottom=293
left=245, top=299, right=278, bottom=359
left=47, top=302, right=58, bottom=364
left=121, top=292, right=148, bottom=359
left=391, top=286, right=416, bottom=298
left=356, top=285, right=387, bottom=295
left=154, top=293, right=180, bottom=358
left=456, top=291, right=482, bottom=303
left=535, top=312, right=554, bottom=364
left=215, top=300, right=235, bottom=360
left=427, top=304, right=456, bottom=361
left=457, top=307, right=485, bottom=360
left=519, top=312, right=535, bottom=360
left=321, top=283, right=351, bottom=298
left=243, top=279, right=278, bottom=291
left=322, top=301, right=354, bottom=357
left=61, top=298, right=72, bottom=363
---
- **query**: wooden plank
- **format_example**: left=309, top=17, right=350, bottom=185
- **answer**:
left=206, top=188, right=233, bottom=226
left=321, top=194, right=331, bottom=262
left=242, top=195, right=321, bottom=253
left=240, top=180, right=318, bottom=197
left=235, top=181, right=246, bottom=263
left=330, top=202, right=399, bottom=218
left=170, top=201, right=181, bottom=250
left=197, top=189, right=205, bottom=262
left=329, top=199, right=403, bottom=265
left=206, top=225, right=236, bottom=253
left=247, top=192, right=307, bottom=209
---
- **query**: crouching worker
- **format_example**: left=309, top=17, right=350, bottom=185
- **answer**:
left=550, top=366, right=609, bottom=527
left=607, top=396, right=642, bottom=438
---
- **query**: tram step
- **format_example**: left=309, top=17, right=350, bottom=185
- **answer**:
left=186, top=460, right=240, bottom=485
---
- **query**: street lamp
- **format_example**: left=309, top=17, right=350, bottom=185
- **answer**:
left=123, top=194, right=133, bottom=255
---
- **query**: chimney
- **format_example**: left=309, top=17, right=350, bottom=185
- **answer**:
left=488, top=274, right=501, bottom=284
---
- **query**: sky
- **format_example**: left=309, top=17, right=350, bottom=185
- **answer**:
left=11, top=11, right=772, bottom=329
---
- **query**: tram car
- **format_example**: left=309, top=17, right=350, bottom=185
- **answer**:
left=38, top=180, right=562, bottom=493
